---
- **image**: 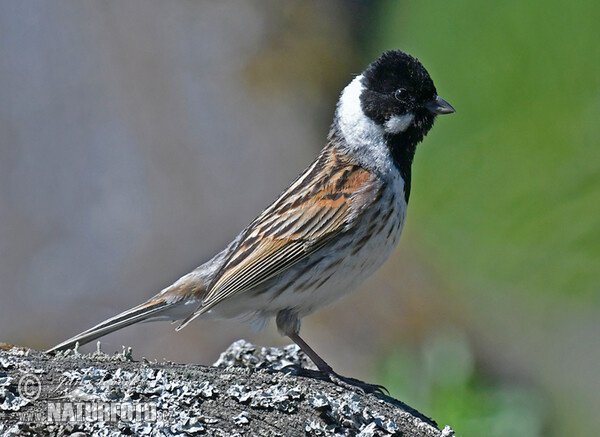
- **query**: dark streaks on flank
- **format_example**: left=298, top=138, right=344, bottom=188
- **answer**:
left=313, top=274, right=333, bottom=290
left=379, top=207, right=394, bottom=224
left=351, top=233, right=372, bottom=255
left=296, top=274, right=330, bottom=293
left=301, top=255, right=327, bottom=273
left=366, top=219, right=379, bottom=236
left=333, top=239, right=353, bottom=252
left=386, top=222, right=397, bottom=239
left=323, top=258, right=344, bottom=271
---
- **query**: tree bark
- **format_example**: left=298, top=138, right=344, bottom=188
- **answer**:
left=0, top=340, right=454, bottom=436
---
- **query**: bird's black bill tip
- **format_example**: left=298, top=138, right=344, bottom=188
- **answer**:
left=426, top=95, right=455, bottom=115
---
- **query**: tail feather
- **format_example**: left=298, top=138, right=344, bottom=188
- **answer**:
left=175, top=304, right=210, bottom=332
left=46, top=298, right=174, bottom=353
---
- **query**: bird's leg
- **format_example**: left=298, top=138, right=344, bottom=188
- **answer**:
left=286, top=331, right=334, bottom=374
left=286, top=331, right=388, bottom=394
left=276, top=310, right=386, bottom=394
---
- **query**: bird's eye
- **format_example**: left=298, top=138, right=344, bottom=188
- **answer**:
left=393, top=88, right=406, bottom=101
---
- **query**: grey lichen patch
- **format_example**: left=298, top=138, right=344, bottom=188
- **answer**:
left=0, top=346, right=46, bottom=413
left=0, top=376, right=30, bottom=412
left=305, top=391, right=404, bottom=436
left=228, top=383, right=303, bottom=413
left=234, top=410, right=250, bottom=425
left=214, top=339, right=317, bottom=371
left=0, top=341, right=453, bottom=436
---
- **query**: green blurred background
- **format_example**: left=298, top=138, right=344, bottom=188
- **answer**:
left=1, top=1, right=598, bottom=436
left=373, top=1, right=600, bottom=436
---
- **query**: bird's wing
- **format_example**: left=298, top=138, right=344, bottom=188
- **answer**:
left=176, top=147, right=382, bottom=330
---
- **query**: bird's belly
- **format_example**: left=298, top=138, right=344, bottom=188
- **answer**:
left=210, top=185, right=407, bottom=325
left=284, top=203, right=406, bottom=317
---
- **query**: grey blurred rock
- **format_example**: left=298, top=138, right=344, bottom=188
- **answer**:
left=0, top=341, right=454, bottom=436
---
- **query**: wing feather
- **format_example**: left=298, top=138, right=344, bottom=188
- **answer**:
left=177, top=147, right=382, bottom=329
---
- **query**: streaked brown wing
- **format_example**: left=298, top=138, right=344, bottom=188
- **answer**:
left=177, top=147, right=382, bottom=328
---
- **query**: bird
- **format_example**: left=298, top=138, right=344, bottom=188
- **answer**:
left=47, top=49, right=454, bottom=392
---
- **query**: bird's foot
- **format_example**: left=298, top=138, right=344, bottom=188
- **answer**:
left=326, top=371, right=389, bottom=395
left=281, top=365, right=388, bottom=395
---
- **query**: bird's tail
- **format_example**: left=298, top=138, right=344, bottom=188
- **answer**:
left=46, top=297, right=183, bottom=353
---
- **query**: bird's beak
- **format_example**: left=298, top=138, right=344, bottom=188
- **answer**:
left=425, top=95, right=455, bottom=115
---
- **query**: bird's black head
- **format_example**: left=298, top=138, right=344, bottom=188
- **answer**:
left=358, top=50, right=454, bottom=202
left=360, top=50, right=454, bottom=142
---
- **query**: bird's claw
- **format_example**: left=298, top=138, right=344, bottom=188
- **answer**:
left=326, top=372, right=389, bottom=395
left=280, top=364, right=388, bottom=395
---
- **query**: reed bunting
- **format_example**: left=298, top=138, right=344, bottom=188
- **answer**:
left=47, top=50, right=454, bottom=392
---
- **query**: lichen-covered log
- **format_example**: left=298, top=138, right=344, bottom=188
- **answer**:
left=0, top=340, right=454, bottom=436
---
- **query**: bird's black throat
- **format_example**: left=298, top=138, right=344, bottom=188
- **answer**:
left=384, top=131, right=418, bottom=202
left=385, top=110, right=436, bottom=202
